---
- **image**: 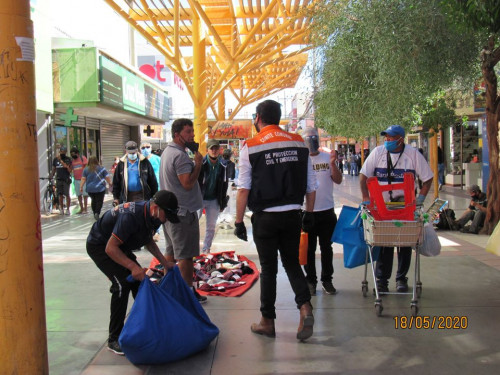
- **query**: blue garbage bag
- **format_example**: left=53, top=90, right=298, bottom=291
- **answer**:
left=119, top=266, right=219, bottom=365
left=331, top=205, right=380, bottom=268
left=331, top=205, right=361, bottom=244
left=342, top=226, right=380, bottom=268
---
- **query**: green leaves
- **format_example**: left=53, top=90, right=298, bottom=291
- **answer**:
left=310, top=0, right=481, bottom=138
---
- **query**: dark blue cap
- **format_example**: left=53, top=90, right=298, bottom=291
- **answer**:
left=380, top=125, right=405, bottom=137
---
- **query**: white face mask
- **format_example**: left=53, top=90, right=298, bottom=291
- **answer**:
left=127, top=153, right=138, bottom=161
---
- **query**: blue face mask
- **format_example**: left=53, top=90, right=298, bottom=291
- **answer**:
left=127, top=153, right=138, bottom=161
left=384, top=139, right=400, bottom=153
left=141, top=148, right=151, bottom=157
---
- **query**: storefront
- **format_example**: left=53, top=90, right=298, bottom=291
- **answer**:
left=51, top=47, right=169, bottom=173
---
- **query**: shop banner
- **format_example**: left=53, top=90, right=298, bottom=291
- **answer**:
left=209, top=120, right=252, bottom=139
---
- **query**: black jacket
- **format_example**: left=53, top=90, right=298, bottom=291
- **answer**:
left=112, top=154, right=158, bottom=203
left=198, top=156, right=229, bottom=210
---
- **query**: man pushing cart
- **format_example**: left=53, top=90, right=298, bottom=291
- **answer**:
left=359, top=125, right=433, bottom=315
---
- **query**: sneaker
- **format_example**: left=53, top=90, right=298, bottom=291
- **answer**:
left=321, top=281, right=337, bottom=295
left=374, top=279, right=389, bottom=294
left=94, top=213, right=99, bottom=220
left=59, top=208, right=64, bottom=215
left=65, top=209, right=70, bottom=215
left=107, top=340, right=124, bottom=355
left=396, top=278, right=408, bottom=293
left=193, top=287, right=207, bottom=304
left=307, top=281, right=316, bottom=296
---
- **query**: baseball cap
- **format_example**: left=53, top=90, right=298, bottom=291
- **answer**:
left=380, top=125, right=405, bottom=137
left=59, top=145, right=67, bottom=152
left=207, top=139, right=220, bottom=149
left=125, top=141, right=138, bottom=152
left=468, top=184, right=481, bottom=193
left=152, top=190, right=180, bottom=223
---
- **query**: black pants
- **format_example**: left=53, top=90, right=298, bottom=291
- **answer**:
left=86, top=242, right=140, bottom=342
left=303, top=208, right=337, bottom=285
left=251, top=210, right=310, bottom=320
left=88, top=191, right=105, bottom=215
left=375, top=246, right=412, bottom=284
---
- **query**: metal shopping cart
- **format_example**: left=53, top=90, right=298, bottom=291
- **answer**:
left=361, top=173, right=424, bottom=317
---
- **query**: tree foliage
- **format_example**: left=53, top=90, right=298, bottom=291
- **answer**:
left=310, top=0, right=481, bottom=138
left=441, top=0, right=500, bottom=233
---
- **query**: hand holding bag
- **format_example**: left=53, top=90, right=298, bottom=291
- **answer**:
left=419, top=222, right=441, bottom=257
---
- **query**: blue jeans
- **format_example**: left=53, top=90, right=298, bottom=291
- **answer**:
left=251, top=210, right=311, bottom=319
left=201, top=199, right=220, bottom=251
left=438, top=163, right=445, bottom=185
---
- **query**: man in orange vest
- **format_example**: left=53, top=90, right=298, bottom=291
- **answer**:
left=234, top=100, right=318, bottom=341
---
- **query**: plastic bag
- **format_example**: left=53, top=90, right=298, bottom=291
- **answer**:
left=486, top=221, right=500, bottom=256
left=119, top=266, right=219, bottom=365
left=332, top=206, right=379, bottom=268
left=331, top=206, right=361, bottom=244
left=419, top=222, right=441, bottom=257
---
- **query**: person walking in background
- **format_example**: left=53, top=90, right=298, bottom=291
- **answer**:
left=49, top=145, right=72, bottom=215
left=81, top=156, right=112, bottom=220
left=141, top=141, right=162, bottom=241
left=112, top=141, right=158, bottom=205
left=359, top=125, right=433, bottom=293
left=159, top=118, right=207, bottom=304
left=70, top=147, right=88, bottom=214
left=198, top=139, right=229, bottom=253
left=437, top=146, right=445, bottom=190
left=301, top=127, right=342, bottom=296
left=234, top=99, right=318, bottom=341
left=109, top=156, right=120, bottom=195
left=222, top=148, right=236, bottom=181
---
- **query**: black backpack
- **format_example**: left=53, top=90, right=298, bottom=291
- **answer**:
left=436, top=209, right=455, bottom=230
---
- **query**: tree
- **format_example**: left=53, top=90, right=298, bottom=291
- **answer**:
left=310, top=0, right=500, bottom=231
left=441, top=0, right=500, bottom=234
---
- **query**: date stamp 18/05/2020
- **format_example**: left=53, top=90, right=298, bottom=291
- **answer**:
left=394, top=316, right=468, bottom=330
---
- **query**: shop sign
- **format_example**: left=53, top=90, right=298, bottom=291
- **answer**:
left=100, top=55, right=169, bottom=121
left=209, top=120, right=252, bottom=139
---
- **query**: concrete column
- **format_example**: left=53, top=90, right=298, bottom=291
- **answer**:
left=0, top=1, right=49, bottom=373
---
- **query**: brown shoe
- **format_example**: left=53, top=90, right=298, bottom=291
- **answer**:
left=297, top=302, right=314, bottom=341
left=251, top=317, right=276, bottom=338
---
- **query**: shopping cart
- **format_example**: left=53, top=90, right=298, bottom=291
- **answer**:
left=361, top=173, right=424, bottom=317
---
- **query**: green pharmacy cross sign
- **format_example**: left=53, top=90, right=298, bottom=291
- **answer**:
left=60, top=107, right=78, bottom=127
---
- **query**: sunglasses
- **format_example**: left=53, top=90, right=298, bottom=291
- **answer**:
left=141, top=146, right=151, bottom=150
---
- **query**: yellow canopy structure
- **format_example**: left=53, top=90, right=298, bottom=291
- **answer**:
left=104, top=0, right=316, bottom=144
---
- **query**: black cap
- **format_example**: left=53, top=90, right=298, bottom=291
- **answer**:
left=152, top=190, right=180, bottom=223
left=125, top=141, right=138, bottom=152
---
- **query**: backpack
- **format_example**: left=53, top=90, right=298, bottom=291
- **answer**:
left=436, top=208, right=455, bottom=230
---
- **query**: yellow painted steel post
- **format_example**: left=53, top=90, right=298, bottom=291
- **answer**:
left=0, top=1, right=49, bottom=374
left=429, top=129, right=439, bottom=198
left=192, top=12, right=207, bottom=150
left=218, top=93, right=225, bottom=121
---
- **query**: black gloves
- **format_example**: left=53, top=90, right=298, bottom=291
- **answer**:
left=234, top=221, right=248, bottom=241
left=302, top=212, right=315, bottom=233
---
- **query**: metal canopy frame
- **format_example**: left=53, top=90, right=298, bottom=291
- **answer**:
left=104, top=0, right=315, bottom=141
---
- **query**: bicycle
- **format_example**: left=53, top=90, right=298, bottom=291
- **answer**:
left=40, top=177, right=57, bottom=215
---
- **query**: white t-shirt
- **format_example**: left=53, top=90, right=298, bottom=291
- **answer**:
left=310, top=151, right=335, bottom=211
left=360, top=144, right=433, bottom=201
